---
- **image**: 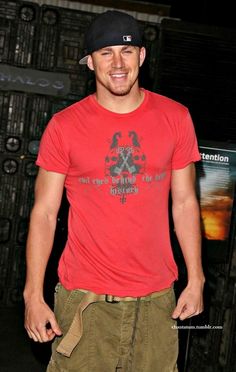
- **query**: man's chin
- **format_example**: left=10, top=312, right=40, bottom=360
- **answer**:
left=109, top=87, right=132, bottom=97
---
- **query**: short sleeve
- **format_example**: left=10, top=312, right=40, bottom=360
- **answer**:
left=171, top=111, right=201, bottom=169
left=36, top=117, right=70, bottom=174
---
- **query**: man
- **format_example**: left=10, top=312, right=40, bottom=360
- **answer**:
left=24, top=10, right=205, bottom=372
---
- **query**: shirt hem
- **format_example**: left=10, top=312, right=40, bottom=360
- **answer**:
left=59, top=278, right=178, bottom=297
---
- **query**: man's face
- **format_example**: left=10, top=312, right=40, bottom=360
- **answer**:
left=87, top=45, right=146, bottom=97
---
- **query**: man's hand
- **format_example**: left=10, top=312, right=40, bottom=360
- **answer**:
left=172, top=281, right=204, bottom=320
left=24, top=299, right=62, bottom=343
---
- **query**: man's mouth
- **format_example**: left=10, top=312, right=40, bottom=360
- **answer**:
left=110, top=73, right=127, bottom=78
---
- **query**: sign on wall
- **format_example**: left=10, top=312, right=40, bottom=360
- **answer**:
left=0, top=64, right=70, bottom=96
left=197, top=141, right=236, bottom=261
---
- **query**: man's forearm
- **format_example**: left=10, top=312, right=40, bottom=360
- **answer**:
left=23, top=208, right=57, bottom=302
left=172, top=197, right=205, bottom=284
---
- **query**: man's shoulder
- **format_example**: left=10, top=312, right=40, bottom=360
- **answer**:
left=147, top=90, right=188, bottom=114
left=53, top=95, right=91, bottom=121
left=44, top=95, right=92, bottom=136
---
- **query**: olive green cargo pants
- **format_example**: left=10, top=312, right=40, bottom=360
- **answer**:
left=47, top=284, right=178, bottom=372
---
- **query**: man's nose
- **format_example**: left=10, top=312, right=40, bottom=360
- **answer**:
left=112, top=53, right=124, bottom=68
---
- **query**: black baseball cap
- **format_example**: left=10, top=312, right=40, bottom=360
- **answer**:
left=79, top=10, right=143, bottom=64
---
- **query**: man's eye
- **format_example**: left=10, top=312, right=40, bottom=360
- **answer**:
left=123, top=49, right=133, bottom=54
left=101, top=51, right=111, bottom=56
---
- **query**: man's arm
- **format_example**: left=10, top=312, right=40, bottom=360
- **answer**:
left=171, top=163, right=205, bottom=320
left=23, top=167, right=66, bottom=342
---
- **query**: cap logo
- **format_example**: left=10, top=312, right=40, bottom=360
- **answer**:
left=123, top=35, right=132, bottom=42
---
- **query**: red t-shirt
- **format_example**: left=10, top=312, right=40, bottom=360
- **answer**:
left=36, top=89, right=200, bottom=296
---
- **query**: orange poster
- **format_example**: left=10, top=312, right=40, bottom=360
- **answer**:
left=196, top=142, right=236, bottom=261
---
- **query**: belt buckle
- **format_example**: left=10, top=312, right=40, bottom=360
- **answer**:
left=105, top=294, right=120, bottom=303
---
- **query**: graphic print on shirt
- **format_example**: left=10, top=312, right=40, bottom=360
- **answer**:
left=105, top=131, right=146, bottom=203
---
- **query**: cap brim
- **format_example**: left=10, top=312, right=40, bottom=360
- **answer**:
left=79, top=55, right=89, bottom=65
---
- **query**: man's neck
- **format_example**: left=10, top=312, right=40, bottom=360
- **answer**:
left=95, top=87, right=144, bottom=114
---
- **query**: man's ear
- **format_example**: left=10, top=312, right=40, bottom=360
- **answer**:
left=139, top=47, right=146, bottom=67
left=87, top=55, right=94, bottom=71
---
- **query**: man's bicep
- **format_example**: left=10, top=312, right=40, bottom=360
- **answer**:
left=171, top=163, right=197, bottom=203
left=33, top=167, right=66, bottom=215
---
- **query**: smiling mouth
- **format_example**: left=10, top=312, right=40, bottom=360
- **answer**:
left=110, top=73, right=127, bottom=79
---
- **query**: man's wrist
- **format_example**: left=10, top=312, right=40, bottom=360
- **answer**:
left=23, top=288, right=44, bottom=304
left=187, top=274, right=205, bottom=288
